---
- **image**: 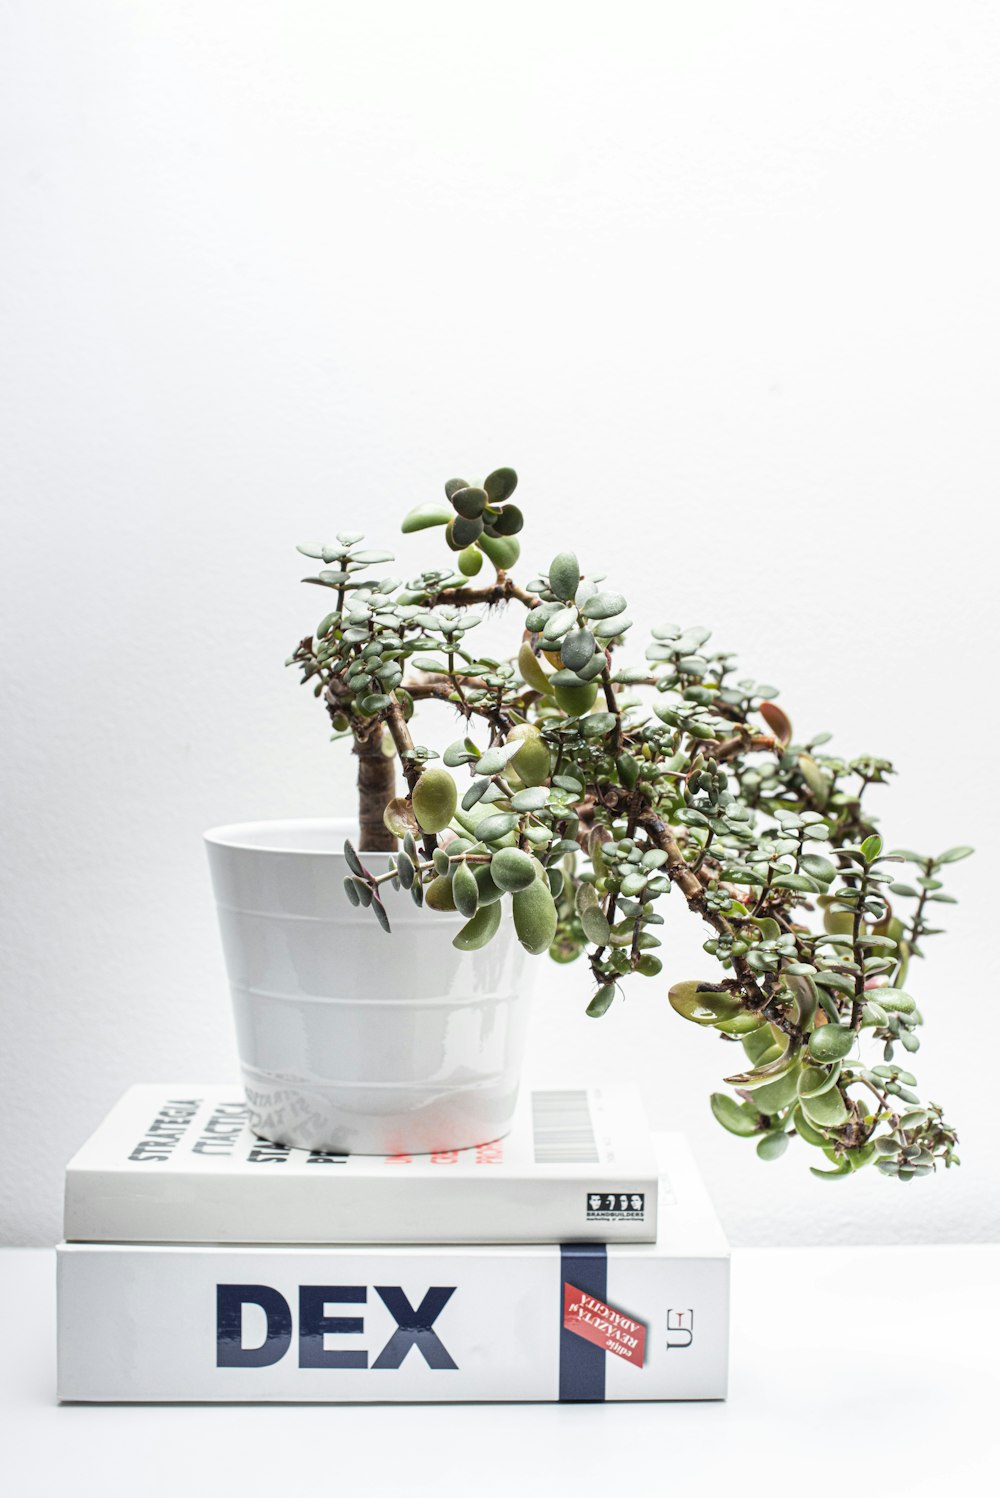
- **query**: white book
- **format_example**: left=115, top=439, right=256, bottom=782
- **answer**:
left=57, top=1135, right=728, bottom=1403
left=64, top=1083, right=659, bottom=1245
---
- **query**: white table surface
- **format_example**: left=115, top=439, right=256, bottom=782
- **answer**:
left=3, top=1245, right=997, bottom=1497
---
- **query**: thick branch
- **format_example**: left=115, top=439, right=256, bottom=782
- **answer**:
left=600, top=665, right=622, bottom=752
left=403, top=675, right=487, bottom=699
left=384, top=695, right=438, bottom=859
left=384, top=698, right=421, bottom=795
left=433, top=574, right=539, bottom=610
left=354, top=724, right=396, bottom=853
left=401, top=675, right=515, bottom=736
left=707, top=731, right=778, bottom=763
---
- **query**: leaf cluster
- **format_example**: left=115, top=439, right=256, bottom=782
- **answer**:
left=289, top=469, right=971, bottom=1180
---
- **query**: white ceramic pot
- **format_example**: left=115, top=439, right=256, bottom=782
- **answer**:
left=204, top=818, right=534, bottom=1154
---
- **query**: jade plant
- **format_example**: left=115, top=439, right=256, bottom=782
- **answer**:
left=289, top=467, right=967, bottom=1181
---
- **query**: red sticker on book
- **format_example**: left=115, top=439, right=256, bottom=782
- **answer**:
left=563, top=1283, right=647, bottom=1368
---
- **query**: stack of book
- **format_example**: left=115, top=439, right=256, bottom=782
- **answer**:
left=57, top=1084, right=730, bottom=1401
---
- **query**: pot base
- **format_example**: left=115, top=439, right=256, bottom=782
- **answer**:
left=242, top=1070, right=520, bottom=1155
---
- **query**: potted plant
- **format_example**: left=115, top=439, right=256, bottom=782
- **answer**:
left=207, top=467, right=965, bottom=1177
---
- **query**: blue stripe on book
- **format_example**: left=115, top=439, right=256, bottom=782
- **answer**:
left=559, top=1242, right=608, bottom=1402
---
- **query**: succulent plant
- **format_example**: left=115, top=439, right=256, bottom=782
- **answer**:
left=289, top=468, right=967, bottom=1180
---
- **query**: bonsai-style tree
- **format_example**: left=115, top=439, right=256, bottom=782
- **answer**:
left=289, top=467, right=966, bottom=1180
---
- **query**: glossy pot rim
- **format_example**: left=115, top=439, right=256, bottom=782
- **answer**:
left=203, top=816, right=372, bottom=857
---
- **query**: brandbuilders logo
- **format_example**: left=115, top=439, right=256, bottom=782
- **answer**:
left=586, top=1191, right=645, bottom=1221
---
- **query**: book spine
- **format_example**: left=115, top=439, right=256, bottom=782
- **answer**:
left=64, top=1170, right=659, bottom=1244
left=57, top=1242, right=727, bottom=1402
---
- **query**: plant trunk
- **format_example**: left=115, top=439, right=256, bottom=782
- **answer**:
left=355, top=725, right=397, bottom=853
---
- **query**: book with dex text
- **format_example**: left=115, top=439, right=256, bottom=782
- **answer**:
left=57, top=1134, right=729, bottom=1403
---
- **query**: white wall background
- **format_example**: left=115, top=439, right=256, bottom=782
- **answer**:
left=2, top=0, right=997, bottom=1247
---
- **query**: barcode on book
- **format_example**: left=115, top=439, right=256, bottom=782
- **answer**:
left=531, top=1090, right=599, bottom=1164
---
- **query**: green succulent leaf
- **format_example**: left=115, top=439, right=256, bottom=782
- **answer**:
left=710, top=1093, right=761, bottom=1138
left=580, top=904, right=612, bottom=945
left=668, top=982, right=742, bottom=1026
left=450, top=486, right=487, bottom=519
left=561, top=628, right=596, bottom=672
left=476, top=740, right=527, bottom=777
left=875, top=989, right=917, bottom=1013
left=714, top=1011, right=771, bottom=1037
left=512, top=879, right=558, bottom=955
left=586, top=983, right=616, bottom=1018
left=756, top=1131, right=789, bottom=1162
left=936, top=845, right=974, bottom=864
left=489, top=847, right=538, bottom=893
left=483, top=467, right=518, bottom=503
left=582, top=591, right=628, bottom=620
left=452, top=901, right=503, bottom=951
left=452, top=860, right=480, bottom=918
left=737, top=1024, right=776, bottom=1062
left=473, top=863, right=504, bottom=906
left=798, top=754, right=829, bottom=805
left=548, top=552, right=581, bottom=603
left=808, top=1025, right=856, bottom=1063
left=792, top=1106, right=828, bottom=1147
left=725, top=1042, right=801, bottom=1089
left=475, top=811, right=519, bottom=843
left=401, top=503, right=452, bottom=533
left=491, top=503, right=523, bottom=537
left=750, top=1069, right=801, bottom=1112
left=798, top=1062, right=842, bottom=1099
left=478, top=532, right=520, bottom=570
left=510, top=786, right=549, bottom=812
left=800, top=1086, right=849, bottom=1130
